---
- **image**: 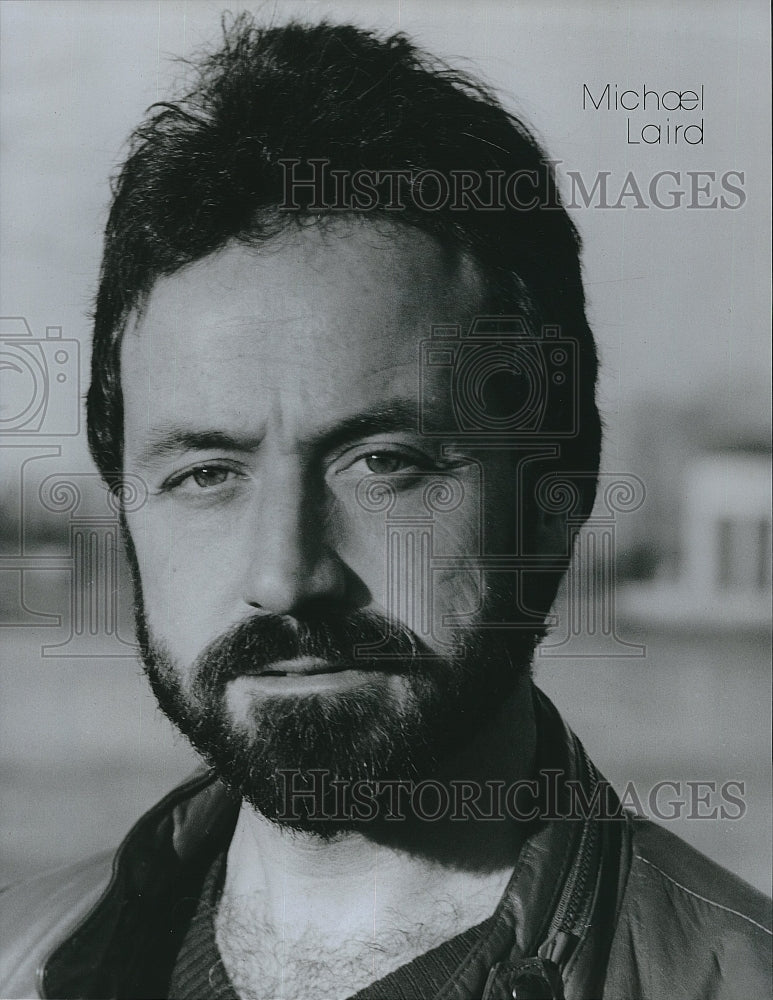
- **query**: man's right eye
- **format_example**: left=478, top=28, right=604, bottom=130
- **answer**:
left=160, top=462, right=242, bottom=494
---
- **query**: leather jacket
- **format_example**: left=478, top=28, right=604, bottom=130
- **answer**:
left=2, top=690, right=770, bottom=999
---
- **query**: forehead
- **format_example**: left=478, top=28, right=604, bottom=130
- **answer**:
left=120, top=221, right=486, bottom=443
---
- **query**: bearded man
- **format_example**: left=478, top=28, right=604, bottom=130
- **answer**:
left=1, top=16, right=769, bottom=1000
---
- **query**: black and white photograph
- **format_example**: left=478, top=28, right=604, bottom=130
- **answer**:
left=1, top=2, right=771, bottom=997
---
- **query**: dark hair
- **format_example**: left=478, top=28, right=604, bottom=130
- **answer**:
left=87, top=14, right=601, bottom=515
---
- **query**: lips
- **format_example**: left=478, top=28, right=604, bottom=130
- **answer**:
left=247, top=657, right=350, bottom=678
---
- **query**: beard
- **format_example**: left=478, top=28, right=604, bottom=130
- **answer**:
left=130, top=562, right=543, bottom=835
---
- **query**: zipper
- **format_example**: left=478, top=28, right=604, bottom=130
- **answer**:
left=539, top=738, right=602, bottom=967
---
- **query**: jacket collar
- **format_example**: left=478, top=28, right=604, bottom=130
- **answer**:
left=41, top=772, right=239, bottom=999
left=41, top=687, right=627, bottom=999
left=476, top=691, right=629, bottom=999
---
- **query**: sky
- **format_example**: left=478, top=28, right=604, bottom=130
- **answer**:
left=0, top=0, right=770, bottom=478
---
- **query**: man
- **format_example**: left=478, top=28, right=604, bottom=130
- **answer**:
left=1, top=15, right=769, bottom=1000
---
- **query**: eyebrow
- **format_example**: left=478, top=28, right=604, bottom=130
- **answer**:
left=132, top=400, right=435, bottom=468
left=310, top=400, right=427, bottom=451
left=132, top=430, right=263, bottom=468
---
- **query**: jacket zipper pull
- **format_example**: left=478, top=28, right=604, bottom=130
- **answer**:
left=481, top=956, right=565, bottom=999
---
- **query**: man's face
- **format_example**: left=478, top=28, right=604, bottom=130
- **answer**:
left=121, top=221, right=541, bottom=828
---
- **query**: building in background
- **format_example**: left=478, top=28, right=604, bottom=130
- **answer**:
left=614, top=385, right=771, bottom=629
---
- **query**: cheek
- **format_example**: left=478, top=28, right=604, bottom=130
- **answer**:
left=125, top=510, right=172, bottom=605
left=336, top=489, right=487, bottom=628
left=126, top=509, right=188, bottom=596
left=124, top=509, right=244, bottom=664
left=432, top=515, right=487, bottom=621
left=328, top=500, right=392, bottom=605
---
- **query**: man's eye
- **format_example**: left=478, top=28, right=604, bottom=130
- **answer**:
left=363, top=452, right=416, bottom=475
left=189, top=465, right=230, bottom=488
left=165, top=465, right=235, bottom=493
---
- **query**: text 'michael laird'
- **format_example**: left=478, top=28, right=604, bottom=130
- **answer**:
left=583, top=83, right=705, bottom=144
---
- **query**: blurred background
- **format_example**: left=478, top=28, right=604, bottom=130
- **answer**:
left=1, top=0, right=770, bottom=893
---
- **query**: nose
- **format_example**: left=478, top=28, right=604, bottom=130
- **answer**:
left=243, top=461, right=348, bottom=615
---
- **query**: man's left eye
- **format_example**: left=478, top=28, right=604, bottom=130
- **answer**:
left=363, top=452, right=416, bottom=475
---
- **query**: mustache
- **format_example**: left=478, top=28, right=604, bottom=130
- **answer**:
left=190, top=609, right=442, bottom=694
